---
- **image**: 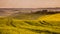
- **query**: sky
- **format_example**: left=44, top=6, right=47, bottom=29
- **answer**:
left=0, top=0, right=60, bottom=8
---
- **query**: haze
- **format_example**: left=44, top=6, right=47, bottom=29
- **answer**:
left=0, top=0, right=60, bottom=8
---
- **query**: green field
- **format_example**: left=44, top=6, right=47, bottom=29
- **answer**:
left=0, top=13, right=60, bottom=34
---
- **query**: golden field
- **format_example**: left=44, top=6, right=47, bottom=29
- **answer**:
left=0, top=13, right=60, bottom=34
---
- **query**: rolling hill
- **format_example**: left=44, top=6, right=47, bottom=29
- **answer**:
left=0, top=8, right=60, bottom=34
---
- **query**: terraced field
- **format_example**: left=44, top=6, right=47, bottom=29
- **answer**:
left=0, top=13, right=60, bottom=34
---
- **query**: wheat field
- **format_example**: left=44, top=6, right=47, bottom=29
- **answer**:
left=0, top=12, right=60, bottom=34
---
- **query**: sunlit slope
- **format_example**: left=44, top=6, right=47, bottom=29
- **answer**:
left=38, top=13, right=60, bottom=26
left=38, top=13, right=60, bottom=21
left=0, top=13, right=60, bottom=34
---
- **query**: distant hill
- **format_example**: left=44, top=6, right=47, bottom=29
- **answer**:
left=0, top=8, right=60, bottom=20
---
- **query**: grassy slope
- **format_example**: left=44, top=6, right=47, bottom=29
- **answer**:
left=0, top=13, right=60, bottom=34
